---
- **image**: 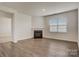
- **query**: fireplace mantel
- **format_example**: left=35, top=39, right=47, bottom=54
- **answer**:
left=32, top=28, right=44, bottom=30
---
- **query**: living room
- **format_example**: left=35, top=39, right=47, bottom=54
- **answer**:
left=0, top=2, right=78, bottom=57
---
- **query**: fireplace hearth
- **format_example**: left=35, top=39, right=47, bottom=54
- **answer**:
left=34, top=30, right=43, bottom=38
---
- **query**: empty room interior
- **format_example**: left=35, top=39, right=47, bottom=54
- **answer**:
left=0, top=2, right=79, bottom=57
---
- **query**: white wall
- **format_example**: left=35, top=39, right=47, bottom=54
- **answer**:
left=32, top=16, right=44, bottom=29
left=13, top=12, right=32, bottom=42
left=0, top=11, right=12, bottom=37
left=0, top=15, right=12, bottom=43
left=0, top=16, right=11, bottom=37
left=44, top=10, right=78, bottom=42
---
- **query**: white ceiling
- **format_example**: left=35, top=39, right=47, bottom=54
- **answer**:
left=0, top=2, right=78, bottom=16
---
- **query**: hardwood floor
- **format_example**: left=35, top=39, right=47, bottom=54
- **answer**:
left=0, top=38, right=78, bottom=57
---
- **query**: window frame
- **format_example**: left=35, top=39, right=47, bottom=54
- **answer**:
left=49, top=18, right=68, bottom=33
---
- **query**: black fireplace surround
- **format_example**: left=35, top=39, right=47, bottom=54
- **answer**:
left=34, top=30, right=43, bottom=38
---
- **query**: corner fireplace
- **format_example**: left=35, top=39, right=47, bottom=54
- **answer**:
left=34, top=30, right=43, bottom=38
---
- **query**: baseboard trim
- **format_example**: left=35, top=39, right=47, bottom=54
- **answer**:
left=17, top=37, right=33, bottom=42
left=43, top=37, right=77, bottom=43
left=12, top=37, right=77, bottom=43
left=12, top=37, right=33, bottom=43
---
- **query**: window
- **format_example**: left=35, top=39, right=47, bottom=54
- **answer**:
left=49, top=16, right=67, bottom=32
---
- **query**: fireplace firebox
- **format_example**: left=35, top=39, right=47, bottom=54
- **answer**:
left=34, top=30, right=42, bottom=38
